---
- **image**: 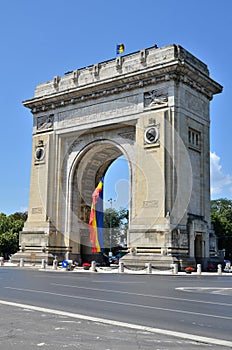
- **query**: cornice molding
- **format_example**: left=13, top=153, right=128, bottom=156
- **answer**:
left=23, top=44, right=222, bottom=114
left=24, top=68, right=220, bottom=114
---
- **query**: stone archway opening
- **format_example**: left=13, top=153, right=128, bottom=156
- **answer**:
left=69, top=141, right=129, bottom=263
left=103, top=155, right=129, bottom=256
left=103, top=155, right=129, bottom=211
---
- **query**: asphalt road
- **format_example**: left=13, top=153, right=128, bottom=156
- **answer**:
left=0, top=268, right=232, bottom=349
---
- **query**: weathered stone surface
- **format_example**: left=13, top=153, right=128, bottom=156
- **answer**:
left=13, top=44, right=222, bottom=268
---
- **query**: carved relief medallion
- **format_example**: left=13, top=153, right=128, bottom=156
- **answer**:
left=144, top=125, right=160, bottom=144
left=34, top=140, right=45, bottom=163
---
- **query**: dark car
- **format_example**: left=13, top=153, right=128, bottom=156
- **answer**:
left=207, top=263, right=217, bottom=272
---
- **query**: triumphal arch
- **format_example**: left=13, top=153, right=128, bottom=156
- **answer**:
left=13, top=44, right=222, bottom=269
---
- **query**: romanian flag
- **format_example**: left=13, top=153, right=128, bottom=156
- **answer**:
left=116, top=43, right=125, bottom=55
left=89, top=178, right=104, bottom=253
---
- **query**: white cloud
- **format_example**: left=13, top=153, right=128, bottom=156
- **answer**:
left=210, top=152, right=232, bottom=196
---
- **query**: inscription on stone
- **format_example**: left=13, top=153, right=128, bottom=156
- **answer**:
left=58, top=96, right=139, bottom=126
left=143, top=200, right=158, bottom=208
left=32, top=207, right=42, bottom=214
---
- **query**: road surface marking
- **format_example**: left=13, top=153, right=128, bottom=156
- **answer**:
left=4, top=286, right=232, bottom=320
left=0, top=299, right=231, bottom=348
left=92, top=280, right=145, bottom=283
left=176, top=287, right=232, bottom=295
left=51, top=283, right=232, bottom=307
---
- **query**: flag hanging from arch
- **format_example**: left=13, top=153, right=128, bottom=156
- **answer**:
left=89, top=178, right=104, bottom=253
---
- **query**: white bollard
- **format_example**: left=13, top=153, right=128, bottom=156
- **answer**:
left=145, top=262, right=152, bottom=274
left=197, top=264, right=202, bottom=275
left=91, top=260, right=96, bottom=272
left=172, top=263, right=178, bottom=275
left=217, top=264, right=222, bottom=275
left=65, top=252, right=70, bottom=261
left=0, top=257, right=4, bottom=266
left=119, top=261, right=124, bottom=273
left=41, top=259, right=46, bottom=269
left=53, top=259, right=58, bottom=270
left=170, top=263, right=177, bottom=274
left=20, top=258, right=24, bottom=267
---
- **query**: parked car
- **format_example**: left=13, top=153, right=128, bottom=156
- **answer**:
left=224, top=260, right=232, bottom=272
left=108, top=256, right=119, bottom=264
left=207, top=263, right=218, bottom=272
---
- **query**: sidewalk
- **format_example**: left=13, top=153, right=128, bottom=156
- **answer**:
left=2, top=261, right=232, bottom=276
left=1, top=302, right=230, bottom=350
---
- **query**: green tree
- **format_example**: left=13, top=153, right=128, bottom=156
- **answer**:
left=104, top=208, right=128, bottom=254
left=211, top=198, right=232, bottom=260
left=0, top=212, right=27, bottom=259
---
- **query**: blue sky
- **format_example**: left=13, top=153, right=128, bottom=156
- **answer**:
left=0, top=0, right=231, bottom=214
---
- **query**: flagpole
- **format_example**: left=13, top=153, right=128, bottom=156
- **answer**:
left=108, top=198, right=115, bottom=256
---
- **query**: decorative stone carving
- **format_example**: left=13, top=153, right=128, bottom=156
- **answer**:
left=16, top=43, right=222, bottom=268
left=143, top=200, right=158, bottom=208
left=53, top=75, right=60, bottom=88
left=118, top=131, right=135, bottom=141
left=144, top=125, right=160, bottom=145
left=73, top=69, right=79, bottom=83
left=116, top=56, right=122, bottom=70
left=93, top=63, right=99, bottom=77
left=140, top=49, right=146, bottom=63
left=32, top=207, right=42, bottom=214
left=172, top=229, right=179, bottom=246
left=144, top=90, right=168, bottom=108
left=68, top=138, right=83, bottom=154
left=148, top=118, right=156, bottom=125
left=37, top=114, right=54, bottom=130
left=180, top=231, right=188, bottom=247
left=34, top=140, right=45, bottom=163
